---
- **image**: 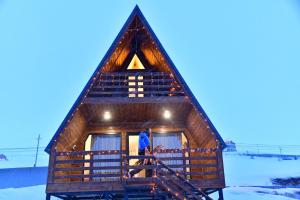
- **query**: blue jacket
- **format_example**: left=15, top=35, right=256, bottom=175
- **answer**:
left=138, top=131, right=150, bottom=151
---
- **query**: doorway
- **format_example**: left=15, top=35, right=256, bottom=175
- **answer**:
left=127, top=132, right=145, bottom=177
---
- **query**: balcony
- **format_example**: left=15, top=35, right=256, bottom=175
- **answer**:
left=87, top=72, right=185, bottom=98
left=46, top=148, right=225, bottom=197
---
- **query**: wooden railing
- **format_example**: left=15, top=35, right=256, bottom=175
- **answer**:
left=51, top=150, right=124, bottom=183
left=87, top=72, right=185, bottom=98
left=124, top=148, right=222, bottom=182
left=49, top=148, right=224, bottom=186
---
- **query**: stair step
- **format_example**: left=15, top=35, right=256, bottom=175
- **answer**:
left=125, top=185, right=153, bottom=190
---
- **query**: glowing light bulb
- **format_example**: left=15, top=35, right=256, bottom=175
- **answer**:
left=103, top=111, right=111, bottom=120
left=163, top=110, right=171, bottom=119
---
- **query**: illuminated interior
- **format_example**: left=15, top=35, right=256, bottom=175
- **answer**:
left=127, top=54, right=145, bottom=98
left=128, top=75, right=144, bottom=98
left=128, top=135, right=145, bottom=177
left=84, top=135, right=92, bottom=181
left=127, top=54, right=145, bottom=70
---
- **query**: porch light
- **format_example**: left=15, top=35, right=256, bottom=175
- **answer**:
left=103, top=111, right=111, bottom=120
left=163, top=110, right=171, bottom=119
left=106, top=132, right=117, bottom=135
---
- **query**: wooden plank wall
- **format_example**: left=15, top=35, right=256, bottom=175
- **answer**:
left=185, top=107, right=225, bottom=188
left=56, top=109, right=87, bottom=152
left=186, top=108, right=217, bottom=149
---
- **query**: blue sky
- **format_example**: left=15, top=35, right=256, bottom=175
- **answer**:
left=0, top=0, right=300, bottom=151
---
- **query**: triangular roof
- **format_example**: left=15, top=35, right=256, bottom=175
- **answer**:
left=45, top=5, right=225, bottom=153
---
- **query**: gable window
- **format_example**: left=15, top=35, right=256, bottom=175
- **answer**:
left=127, top=54, right=145, bottom=70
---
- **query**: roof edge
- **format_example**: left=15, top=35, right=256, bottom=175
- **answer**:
left=44, top=6, right=141, bottom=153
left=135, top=8, right=226, bottom=149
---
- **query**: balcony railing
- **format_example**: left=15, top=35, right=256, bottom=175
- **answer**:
left=48, top=148, right=224, bottom=188
left=87, top=72, right=185, bottom=98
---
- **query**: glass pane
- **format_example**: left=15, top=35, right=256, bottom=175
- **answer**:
left=153, top=133, right=183, bottom=172
left=91, top=134, right=121, bottom=182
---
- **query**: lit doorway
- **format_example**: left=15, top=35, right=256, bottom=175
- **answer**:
left=127, top=132, right=145, bottom=177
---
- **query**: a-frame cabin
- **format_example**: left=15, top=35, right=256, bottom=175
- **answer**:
left=45, top=6, right=226, bottom=200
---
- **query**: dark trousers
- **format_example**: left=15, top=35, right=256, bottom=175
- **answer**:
left=129, top=148, right=152, bottom=177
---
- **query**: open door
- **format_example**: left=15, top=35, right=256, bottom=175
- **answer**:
left=127, top=132, right=146, bottom=177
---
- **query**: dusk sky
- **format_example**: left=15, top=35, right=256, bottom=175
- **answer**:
left=1, top=0, right=300, bottom=152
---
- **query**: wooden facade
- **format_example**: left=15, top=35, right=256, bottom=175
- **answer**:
left=45, top=6, right=226, bottom=200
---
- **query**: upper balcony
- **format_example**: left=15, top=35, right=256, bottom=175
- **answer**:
left=86, top=72, right=185, bottom=101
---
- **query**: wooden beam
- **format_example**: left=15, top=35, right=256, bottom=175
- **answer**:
left=87, top=121, right=186, bottom=130
left=88, top=90, right=184, bottom=95
left=84, top=96, right=189, bottom=104
left=99, top=71, right=170, bottom=76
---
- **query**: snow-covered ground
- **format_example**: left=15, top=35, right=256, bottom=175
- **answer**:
left=220, top=186, right=300, bottom=199
left=1, top=184, right=299, bottom=200
left=224, top=152, right=300, bottom=186
left=0, top=153, right=300, bottom=199
left=0, top=185, right=47, bottom=200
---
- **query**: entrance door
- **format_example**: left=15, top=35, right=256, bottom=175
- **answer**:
left=127, top=132, right=145, bottom=177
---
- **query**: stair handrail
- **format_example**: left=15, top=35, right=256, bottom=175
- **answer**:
left=155, top=158, right=213, bottom=200
left=122, top=153, right=213, bottom=200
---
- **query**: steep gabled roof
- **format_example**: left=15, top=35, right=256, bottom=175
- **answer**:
left=45, top=5, right=225, bottom=153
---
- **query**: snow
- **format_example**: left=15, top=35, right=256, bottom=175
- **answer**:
left=0, top=185, right=47, bottom=200
left=0, top=185, right=60, bottom=200
left=224, top=152, right=300, bottom=186
left=0, top=167, right=47, bottom=189
left=220, top=186, right=300, bottom=199
left=1, top=185, right=298, bottom=200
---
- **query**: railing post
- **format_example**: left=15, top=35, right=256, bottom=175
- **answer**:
left=48, top=148, right=56, bottom=184
left=46, top=147, right=56, bottom=196
left=216, top=147, right=225, bottom=186
left=89, top=153, right=94, bottom=182
left=153, top=156, right=157, bottom=178
left=188, top=147, right=192, bottom=180
left=120, top=150, right=123, bottom=181
left=182, top=149, right=187, bottom=179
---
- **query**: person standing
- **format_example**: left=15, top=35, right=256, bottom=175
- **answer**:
left=128, top=128, right=152, bottom=177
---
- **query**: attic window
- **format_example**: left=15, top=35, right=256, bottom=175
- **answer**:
left=127, top=54, right=145, bottom=70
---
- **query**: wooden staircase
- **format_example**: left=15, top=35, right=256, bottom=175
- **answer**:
left=155, top=159, right=213, bottom=200
left=122, top=149, right=224, bottom=200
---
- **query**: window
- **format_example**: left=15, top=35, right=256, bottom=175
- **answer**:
left=84, top=133, right=121, bottom=182
left=128, top=75, right=144, bottom=97
left=127, top=54, right=145, bottom=98
left=153, top=132, right=188, bottom=172
left=127, top=54, right=145, bottom=70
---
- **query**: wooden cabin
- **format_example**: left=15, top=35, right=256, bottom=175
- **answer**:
left=45, top=6, right=226, bottom=200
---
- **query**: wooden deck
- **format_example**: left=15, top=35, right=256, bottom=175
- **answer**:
left=87, top=72, right=185, bottom=98
left=46, top=148, right=225, bottom=199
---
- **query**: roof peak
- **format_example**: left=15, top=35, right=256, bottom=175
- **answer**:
left=129, top=5, right=142, bottom=17
left=133, top=4, right=141, bottom=11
